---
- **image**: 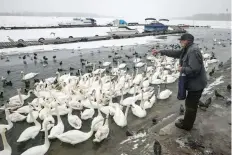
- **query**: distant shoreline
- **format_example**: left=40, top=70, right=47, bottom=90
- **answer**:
left=0, top=12, right=113, bottom=18
left=173, top=13, right=231, bottom=21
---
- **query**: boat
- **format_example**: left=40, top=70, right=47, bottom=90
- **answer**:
left=144, top=18, right=168, bottom=32
left=58, top=18, right=96, bottom=27
left=107, top=26, right=139, bottom=36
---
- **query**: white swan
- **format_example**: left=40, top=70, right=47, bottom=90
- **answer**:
left=135, top=62, right=145, bottom=68
left=17, top=107, right=41, bottom=142
left=118, top=63, right=127, bottom=69
left=0, top=128, right=12, bottom=155
left=93, top=114, right=109, bottom=142
left=81, top=108, right=95, bottom=120
left=15, top=105, right=30, bottom=114
left=68, top=105, right=82, bottom=130
left=144, top=94, right=156, bottom=109
left=21, top=119, right=50, bottom=155
left=21, top=71, right=39, bottom=80
left=41, top=107, right=55, bottom=132
left=91, top=105, right=104, bottom=131
left=9, top=112, right=26, bottom=122
left=50, top=104, right=69, bottom=116
left=56, top=119, right=104, bottom=145
left=133, top=69, right=143, bottom=85
left=9, top=89, right=33, bottom=103
left=164, top=75, right=177, bottom=84
left=122, top=87, right=137, bottom=106
left=157, top=85, right=172, bottom=100
left=142, top=77, right=150, bottom=88
left=133, top=57, right=141, bottom=63
left=131, top=89, right=147, bottom=118
left=102, top=58, right=111, bottom=67
left=113, top=104, right=130, bottom=127
left=48, top=102, right=64, bottom=139
left=0, top=109, right=13, bottom=132
left=26, top=110, right=39, bottom=123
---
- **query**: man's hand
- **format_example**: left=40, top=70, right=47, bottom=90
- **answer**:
left=152, top=49, right=159, bottom=56
left=178, top=66, right=182, bottom=72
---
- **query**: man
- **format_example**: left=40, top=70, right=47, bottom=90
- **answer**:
left=152, top=33, right=207, bottom=131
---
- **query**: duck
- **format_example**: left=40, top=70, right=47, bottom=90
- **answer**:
left=67, top=103, right=82, bottom=130
left=21, top=71, right=39, bottom=80
left=0, top=128, right=12, bottom=155
left=17, top=107, right=41, bottom=142
left=21, top=119, right=50, bottom=155
left=0, top=109, right=13, bottom=132
left=93, top=114, right=110, bottom=142
left=48, top=102, right=64, bottom=139
left=9, top=112, right=26, bottom=122
left=56, top=119, right=104, bottom=145
left=157, top=85, right=172, bottom=100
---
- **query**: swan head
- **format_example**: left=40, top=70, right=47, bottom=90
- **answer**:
left=20, top=71, right=24, bottom=74
left=17, top=88, right=21, bottom=92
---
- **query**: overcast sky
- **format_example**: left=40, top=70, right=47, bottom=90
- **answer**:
left=1, top=0, right=231, bottom=19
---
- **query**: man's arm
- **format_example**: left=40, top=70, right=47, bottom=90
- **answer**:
left=159, top=50, right=182, bottom=59
left=182, top=50, right=202, bottom=76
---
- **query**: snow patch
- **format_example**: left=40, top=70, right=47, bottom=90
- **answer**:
left=120, top=132, right=147, bottom=145
left=132, top=143, right=138, bottom=150
left=175, top=138, right=187, bottom=148
left=203, top=76, right=224, bottom=95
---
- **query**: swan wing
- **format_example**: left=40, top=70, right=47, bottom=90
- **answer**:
left=57, top=130, right=90, bottom=144
left=21, top=145, right=49, bottom=155
left=17, top=126, right=40, bottom=142
left=68, top=115, right=82, bottom=129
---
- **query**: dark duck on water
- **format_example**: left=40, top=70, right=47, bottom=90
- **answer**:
left=0, top=92, right=3, bottom=98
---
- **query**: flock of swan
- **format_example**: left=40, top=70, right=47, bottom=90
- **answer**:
left=0, top=49, right=218, bottom=155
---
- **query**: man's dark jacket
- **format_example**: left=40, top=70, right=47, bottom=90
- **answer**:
left=160, top=43, right=207, bottom=91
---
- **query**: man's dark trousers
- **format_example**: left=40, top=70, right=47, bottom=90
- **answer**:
left=183, top=90, right=203, bottom=130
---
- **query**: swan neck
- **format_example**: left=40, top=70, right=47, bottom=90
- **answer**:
left=0, top=130, right=11, bottom=150
left=5, top=110, right=13, bottom=127
left=55, top=103, right=61, bottom=123
left=133, top=85, right=136, bottom=97
left=18, top=90, right=24, bottom=104
left=125, top=106, right=130, bottom=118
left=158, top=86, right=160, bottom=96
left=44, top=123, right=50, bottom=146
left=29, top=109, right=39, bottom=126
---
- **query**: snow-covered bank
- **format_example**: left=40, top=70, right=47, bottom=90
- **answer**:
left=0, top=36, right=163, bottom=55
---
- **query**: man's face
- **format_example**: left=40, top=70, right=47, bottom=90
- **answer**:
left=180, top=40, right=188, bottom=48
